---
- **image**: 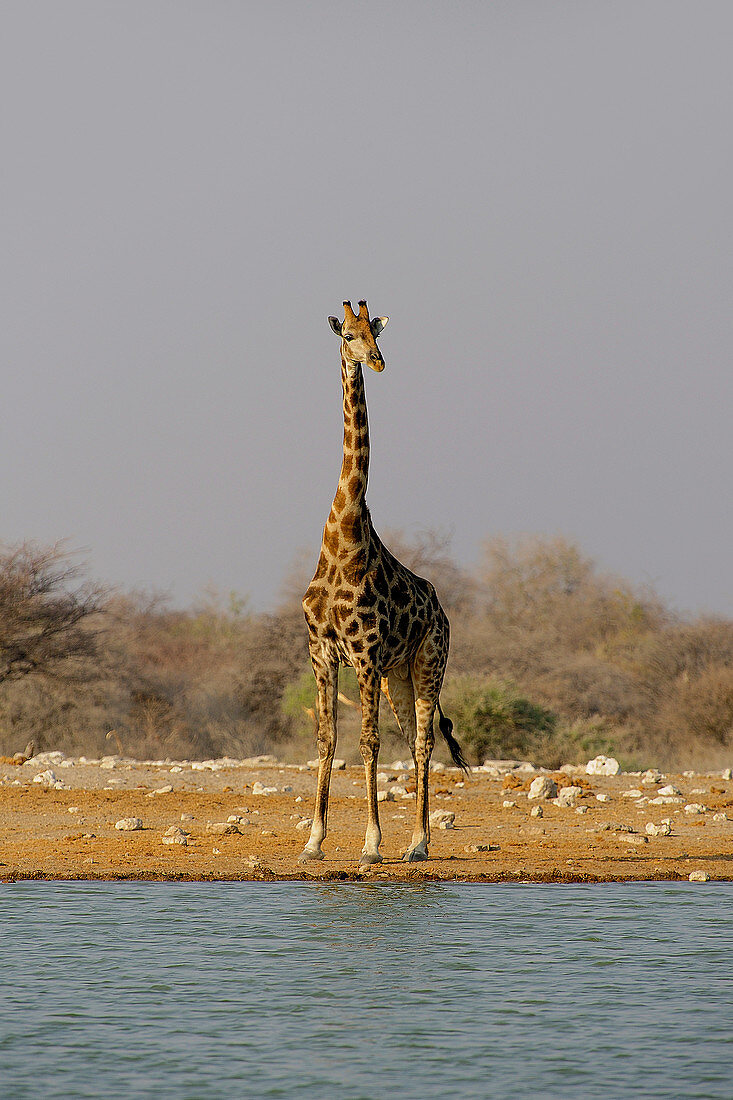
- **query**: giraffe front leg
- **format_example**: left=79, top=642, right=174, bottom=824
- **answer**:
left=299, top=655, right=338, bottom=863
left=404, top=697, right=436, bottom=862
left=358, top=671, right=382, bottom=868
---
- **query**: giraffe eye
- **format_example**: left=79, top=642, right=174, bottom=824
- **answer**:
left=344, top=334, right=354, bottom=342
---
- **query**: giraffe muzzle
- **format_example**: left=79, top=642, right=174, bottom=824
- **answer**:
left=367, top=353, right=385, bottom=373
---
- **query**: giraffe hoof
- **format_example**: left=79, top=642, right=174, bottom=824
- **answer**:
left=358, top=851, right=383, bottom=868
left=298, top=847, right=325, bottom=863
left=403, top=846, right=429, bottom=862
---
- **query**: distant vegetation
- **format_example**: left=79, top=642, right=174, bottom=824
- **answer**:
left=1, top=534, right=733, bottom=771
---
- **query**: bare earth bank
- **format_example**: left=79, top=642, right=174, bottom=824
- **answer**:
left=1, top=753, right=731, bottom=883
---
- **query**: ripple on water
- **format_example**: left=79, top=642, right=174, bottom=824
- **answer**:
left=0, top=881, right=732, bottom=1099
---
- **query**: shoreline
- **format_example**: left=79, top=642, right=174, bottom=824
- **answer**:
left=2, top=752, right=731, bottom=884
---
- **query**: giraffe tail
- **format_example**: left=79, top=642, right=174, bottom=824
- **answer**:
left=437, top=702, right=470, bottom=775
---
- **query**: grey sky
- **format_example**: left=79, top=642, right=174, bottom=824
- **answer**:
left=2, top=2, right=732, bottom=614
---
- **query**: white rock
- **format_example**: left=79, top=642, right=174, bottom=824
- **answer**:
left=530, top=805, right=543, bottom=818
left=646, top=821, right=672, bottom=836
left=621, top=789, right=644, bottom=799
left=169, top=766, right=183, bottom=773
left=648, top=795, right=683, bottom=805
left=377, top=789, right=394, bottom=802
left=429, top=761, right=446, bottom=773
left=67, top=806, right=80, bottom=814
left=684, top=803, right=707, bottom=815
left=333, top=759, right=346, bottom=770
left=721, top=768, right=732, bottom=780
left=295, top=818, right=313, bottom=831
left=618, top=833, right=648, bottom=845
left=162, top=825, right=187, bottom=846
left=115, top=817, right=143, bottom=831
left=595, top=793, right=611, bottom=803
left=659, top=785, right=682, bottom=796
left=388, top=784, right=407, bottom=797
left=429, top=809, right=455, bottom=829
left=32, top=769, right=58, bottom=786
left=689, top=870, right=711, bottom=882
left=575, top=806, right=588, bottom=814
left=556, top=785, right=583, bottom=807
left=147, top=785, right=173, bottom=796
left=207, top=822, right=241, bottom=834
left=586, top=755, right=620, bottom=776
left=227, top=814, right=250, bottom=825
left=28, top=751, right=66, bottom=766
left=502, top=800, right=517, bottom=809
left=713, top=812, right=729, bottom=822
left=251, top=781, right=277, bottom=795
left=391, top=760, right=412, bottom=771
left=641, top=769, right=662, bottom=785
left=527, top=776, right=558, bottom=800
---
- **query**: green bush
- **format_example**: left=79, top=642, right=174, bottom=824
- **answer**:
left=442, top=676, right=556, bottom=764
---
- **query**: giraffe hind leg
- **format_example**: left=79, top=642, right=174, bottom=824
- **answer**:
left=383, top=666, right=429, bottom=862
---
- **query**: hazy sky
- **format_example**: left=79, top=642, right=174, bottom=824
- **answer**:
left=3, top=2, right=733, bottom=615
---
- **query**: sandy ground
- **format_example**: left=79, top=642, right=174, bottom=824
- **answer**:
left=1, top=752, right=732, bottom=883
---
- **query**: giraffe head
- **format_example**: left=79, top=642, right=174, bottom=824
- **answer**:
left=328, top=300, right=389, bottom=372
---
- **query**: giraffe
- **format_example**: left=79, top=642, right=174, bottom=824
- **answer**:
left=300, top=300, right=468, bottom=868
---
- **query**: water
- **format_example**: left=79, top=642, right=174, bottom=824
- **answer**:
left=1, top=882, right=731, bottom=1099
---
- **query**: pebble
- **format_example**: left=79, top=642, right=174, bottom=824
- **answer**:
left=575, top=806, right=588, bottom=814
left=429, top=809, right=455, bottom=829
left=162, top=826, right=187, bottom=846
left=147, top=785, right=173, bottom=796
left=659, top=785, right=682, bottom=796
left=618, top=833, right=648, bottom=845
left=377, top=790, right=394, bottom=802
left=586, top=755, right=620, bottom=776
left=722, top=768, right=732, bottom=780
left=33, top=769, right=65, bottom=789
left=530, top=805, right=543, bottom=818
left=713, top=812, right=729, bottom=822
left=502, top=800, right=517, bottom=809
left=689, top=870, right=711, bottom=882
left=646, top=821, right=672, bottom=837
left=641, top=769, right=663, bottom=785
left=251, top=781, right=277, bottom=795
left=464, top=843, right=498, bottom=852
left=114, top=817, right=143, bottom=831
left=227, top=814, right=250, bottom=826
left=207, top=822, right=241, bottom=834
left=684, top=803, right=707, bottom=815
left=67, top=806, right=80, bottom=814
left=527, top=776, right=557, bottom=800
left=555, top=785, right=583, bottom=807
left=621, top=789, right=644, bottom=799
left=595, top=793, right=611, bottom=803
left=648, top=795, right=683, bottom=805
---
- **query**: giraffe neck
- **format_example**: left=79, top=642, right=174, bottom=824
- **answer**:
left=327, top=352, right=371, bottom=547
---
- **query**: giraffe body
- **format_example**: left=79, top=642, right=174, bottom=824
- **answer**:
left=300, top=301, right=466, bottom=868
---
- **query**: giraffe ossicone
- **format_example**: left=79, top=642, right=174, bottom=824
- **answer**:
left=300, top=300, right=468, bottom=869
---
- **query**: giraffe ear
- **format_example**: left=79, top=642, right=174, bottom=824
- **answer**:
left=371, top=316, right=389, bottom=338
left=328, top=316, right=342, bottom=336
